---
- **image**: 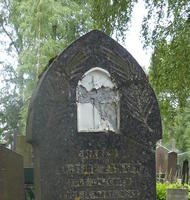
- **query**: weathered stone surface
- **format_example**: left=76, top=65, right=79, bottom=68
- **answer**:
left=16, top=135, right=33, bottom=168
left=156, top=146, right=166, bottom=175
left=0, top=145, right=25, bottom=200
left=182, top=159, right=189, bottom=185
left=26, top=30, right=162, bottom=200
left=167, top=151, right=177, bottom=182
left=166, top=188, right=188, bottom=200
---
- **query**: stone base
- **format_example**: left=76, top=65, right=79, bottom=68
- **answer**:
left=166, top=188, right=188, bottom=200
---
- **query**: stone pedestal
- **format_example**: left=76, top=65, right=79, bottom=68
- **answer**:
left=166, top=188, right=188, bottom=200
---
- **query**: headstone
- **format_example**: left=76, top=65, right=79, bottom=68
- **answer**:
left=182, top=159, right=189, bottom=185
left=177, top=164, right=181, bottom=179
left=156, top=146, right=166, bottom=177
left=26, top=30, right=162, bottom=200
left=0, top=145, right=25, bottom=200
left=16, top=135, right=33, bottom=168
left=167, top=151, right=177, bottom=182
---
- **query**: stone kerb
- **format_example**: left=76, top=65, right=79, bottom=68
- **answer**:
left=166, top=188, right=188, bottom=200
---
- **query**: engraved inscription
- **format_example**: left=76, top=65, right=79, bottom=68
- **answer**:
left=64, top=189, right=140, bottom=199
left=67, top=177, right=132, bottom=187
left=61, top=162, right=149, bottom=175
left=58, top=149, right=148, bottom=199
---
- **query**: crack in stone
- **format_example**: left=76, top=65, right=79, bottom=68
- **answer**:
left=77, top=85, right=119, bottom=131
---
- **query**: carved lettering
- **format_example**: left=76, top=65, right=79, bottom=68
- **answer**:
left=63, top=189, right=140, bottom=199
left=61, top=162, right=149, bottom=175
left=67, top=177, right=132, bottom=187
left=58, top=149, right=148, bottom=199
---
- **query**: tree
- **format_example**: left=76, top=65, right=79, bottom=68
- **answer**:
left=149, top=20, right=190, bottom=110
left=172, top=103, right=190, bottom=152
left=0, top=63, right=22, bottom=146
left=145, top=1, right=190, bottom=144
left=142, top=1, right=190, bottom=48
left=0, top=0, right=94, bottom=141
left=0, top=0, right=138, bottom=144
left=1, top=0, right=190, bottom=147
left=91, top=0, right=137, bottom=41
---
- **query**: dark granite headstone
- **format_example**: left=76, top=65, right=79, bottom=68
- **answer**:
left=182, top=159, right=189, bottom=185
left=177, top=164, right=181, bottom=179
left=167, top=151, right=177, bottom=182
left=156, top=146, right=166, bottom=177
left=0, top=145, right=25, bottom=200
left=26, top=30, right=162, bottom=200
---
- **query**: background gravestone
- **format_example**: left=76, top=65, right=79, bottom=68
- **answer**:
left=0, top=145, right=25, bottom=200
left=16, top=135, right=33, bottom=168
left=167, top=151, right=177, bottom=182
left=156, top=146, right=166, bottom=177
left=167, top=139, right=178, bottom=182
left=182, top=159, right=189, bottom=185
left=177, top=164, right=181, bottom=179
left=26, top=30, right=162, bottom=200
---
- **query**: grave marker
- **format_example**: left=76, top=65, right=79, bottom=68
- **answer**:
left=156, top=146, right=166, bottom=177
left=167, top=139, right=177, bottom=182
left=16, top=135, right=33, bottom=168
left=26, top=30, right=162, bottom=200
left=0, top=145, right=25, bottom=200
left=167, top=152, right=177, bottom=182
left=182, top=159, right=189, bottom=185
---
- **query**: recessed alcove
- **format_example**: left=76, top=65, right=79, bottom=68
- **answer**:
left=76, top=67, right=120, bottom=133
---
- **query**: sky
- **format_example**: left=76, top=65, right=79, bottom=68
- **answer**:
left=124, top=0, right=152, bottom=73
left=0, top=0, right=152, bottom=75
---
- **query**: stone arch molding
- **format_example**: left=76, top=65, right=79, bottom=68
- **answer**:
left=26, top=30, right=162, bottom=145
left=76, top=67, right=120, bottom=133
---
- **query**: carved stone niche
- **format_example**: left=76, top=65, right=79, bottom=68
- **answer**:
left=26, top=30, right=162, bottom=200
left=76, top=67, right=120, bottom=133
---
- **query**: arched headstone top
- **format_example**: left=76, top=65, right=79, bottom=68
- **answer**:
left=26, top=30, right=162, bottom=146
left=36, top=30, right=147, bottom=85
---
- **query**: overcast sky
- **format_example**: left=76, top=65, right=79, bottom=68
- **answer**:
left=124, top=0, right=152, bottom=73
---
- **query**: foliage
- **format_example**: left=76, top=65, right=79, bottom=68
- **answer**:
left=0, top=0, right=93, bottom=141
left=0, top=63, right=23, bottom=144
left=147, top=1, right=190, bottom=144
left=0, top=0, right=190, bottom=147
left=156, top=182, right=190, bottom=200
left=142, top=1, right=190, bottom=48
left=186, top=184, right=190, bottom=200
left=171, top=103, right=190, bottom=151
left=149, top=21, right=190, bottom=109
left=91, top=0, right=137, bottom=41
left=156, top=182, right=167, bottom=200
left=0, top=0, right=138, bottom=144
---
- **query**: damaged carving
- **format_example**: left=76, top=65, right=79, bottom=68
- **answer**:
left=76, top=67, right=120, bottom=133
